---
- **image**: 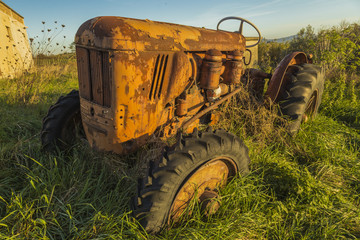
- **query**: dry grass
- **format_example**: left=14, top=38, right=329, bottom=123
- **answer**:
left=217, top=83, right=288, bottom=150
left=1, top=55, right=77, bottom=105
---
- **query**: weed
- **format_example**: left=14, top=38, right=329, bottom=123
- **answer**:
left=29, top=21, right=69, bottom=58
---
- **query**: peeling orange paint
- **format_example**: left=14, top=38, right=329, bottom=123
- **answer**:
left=75, top=16, right=247, bottom=154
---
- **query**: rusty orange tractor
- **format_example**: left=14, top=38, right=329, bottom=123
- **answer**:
left=41, top=16, right=324, bottom=233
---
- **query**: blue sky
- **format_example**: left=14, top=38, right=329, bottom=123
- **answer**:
left=3, top=0, right=360, bottom=48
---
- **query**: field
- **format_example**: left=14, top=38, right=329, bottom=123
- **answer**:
left=0, top=23, right=360, bottom=239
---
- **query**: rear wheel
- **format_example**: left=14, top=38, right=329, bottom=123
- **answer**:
left=133, top=128, right=250, bottom=233
left=41, top=90, right=84, bottom=151
left=278, top=63, right=325, bottom=134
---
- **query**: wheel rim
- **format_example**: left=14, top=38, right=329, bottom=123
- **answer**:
left=168, top=156, right=237, bottom=223
left=302, top=89, right=318, bottom=122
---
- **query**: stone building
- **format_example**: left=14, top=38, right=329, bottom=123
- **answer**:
left=0, top=1, right=32, bottom=78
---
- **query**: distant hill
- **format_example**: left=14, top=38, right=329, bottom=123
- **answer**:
left=266, top=35, right=296, bottom=43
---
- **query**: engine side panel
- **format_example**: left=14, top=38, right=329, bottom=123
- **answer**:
left=75, top=16, right=246, bottom=154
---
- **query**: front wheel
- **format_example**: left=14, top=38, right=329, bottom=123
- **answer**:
left=133, top=128, right=250, bottom=233
left=278, top=63, right=325, bottom=134
left=41, top=90, right=84, bottom=151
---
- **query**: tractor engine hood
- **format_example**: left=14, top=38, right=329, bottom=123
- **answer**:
left=75, top=16, right=246, bottom=51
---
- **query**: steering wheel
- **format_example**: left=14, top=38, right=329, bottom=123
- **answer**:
left=217, top=16, right=262, bottom=48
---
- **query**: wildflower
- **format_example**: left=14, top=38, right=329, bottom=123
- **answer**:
left=42, top=21, right=45, bottom=24
left=47, top=29, right=51, bottom=32
left=61, top=24, right=65, bottom=28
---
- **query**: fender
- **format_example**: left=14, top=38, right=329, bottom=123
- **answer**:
left=266, top=52, right=309, bottom=102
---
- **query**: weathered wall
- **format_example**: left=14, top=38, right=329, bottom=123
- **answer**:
left=0, top=1, right=32, bottom=78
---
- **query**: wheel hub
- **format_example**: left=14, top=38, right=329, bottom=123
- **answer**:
left=168, top=157, right=237, bottom=223
left=199, top=189, right=220, bottom=216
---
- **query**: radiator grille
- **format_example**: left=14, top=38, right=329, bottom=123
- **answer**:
left=76, top=47, right=111, bottom=107
left=149, top=54, right=168, bottom=100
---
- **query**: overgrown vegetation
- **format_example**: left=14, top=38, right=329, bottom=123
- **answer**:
left=0, top=22, right=360, bottom=239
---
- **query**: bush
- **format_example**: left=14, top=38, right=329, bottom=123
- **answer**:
left=259, top=22, right=360, bottom=75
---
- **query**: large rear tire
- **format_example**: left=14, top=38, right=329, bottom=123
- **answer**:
left=41, top=90, right=84, bottom=151
left=133, top=128, right=250, bottom=233
left=278, top=63, right=325, bottom=134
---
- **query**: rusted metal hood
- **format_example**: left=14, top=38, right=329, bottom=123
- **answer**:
left=75, top=16, right=246, bottom=51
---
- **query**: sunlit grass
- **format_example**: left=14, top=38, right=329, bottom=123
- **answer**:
left=1, top=52, right=360, bottom=239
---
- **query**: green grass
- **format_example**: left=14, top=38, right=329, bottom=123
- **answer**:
left=0, top=55, right=360, bottom=239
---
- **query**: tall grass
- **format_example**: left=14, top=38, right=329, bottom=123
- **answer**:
left=1, top=22, right=360, bottom=239
left=1, top=55, right=77, bottom=105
